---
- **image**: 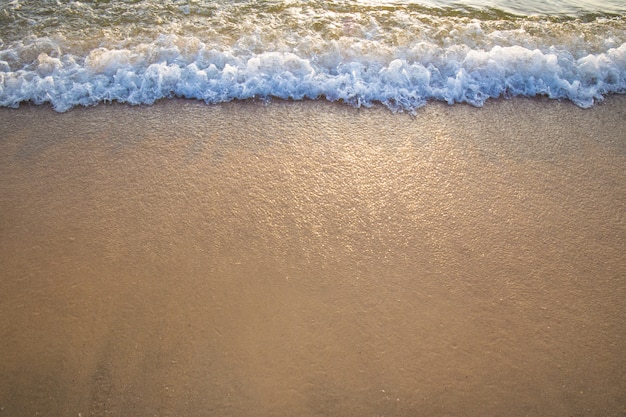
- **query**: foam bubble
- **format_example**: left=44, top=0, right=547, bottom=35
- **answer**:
left=0, top=33, right=624, bottom=112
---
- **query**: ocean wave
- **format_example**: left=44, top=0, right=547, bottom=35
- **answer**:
left=1, top=34, right=624, bottom=112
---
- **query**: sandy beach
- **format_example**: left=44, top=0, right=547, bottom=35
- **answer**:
left=0, top=97, right=625, bottom=416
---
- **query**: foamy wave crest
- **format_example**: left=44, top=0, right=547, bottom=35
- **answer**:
left=1, top=35, right=625, bottom=112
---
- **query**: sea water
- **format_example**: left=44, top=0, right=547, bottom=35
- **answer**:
left=0, top=0, right=624, bottom=112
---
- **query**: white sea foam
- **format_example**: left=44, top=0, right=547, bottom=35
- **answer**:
left=1, top=0, right=625, bottom=112
left=1, top=34, right=624, bottom=112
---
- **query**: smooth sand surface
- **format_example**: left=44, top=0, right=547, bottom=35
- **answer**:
left=0, top=97, right=625, bottom=416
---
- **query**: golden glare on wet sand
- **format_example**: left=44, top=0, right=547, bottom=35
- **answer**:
left=0, top=97, right=625, bottom=417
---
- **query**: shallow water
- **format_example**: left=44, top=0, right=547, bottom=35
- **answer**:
left=1, top=0, right=625, bottom=111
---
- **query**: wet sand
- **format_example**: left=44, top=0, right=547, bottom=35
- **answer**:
left=0, top=97, right=625, bottom=417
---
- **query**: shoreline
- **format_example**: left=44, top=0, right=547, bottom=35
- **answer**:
left=1, top=95, right=625, bottom=417
left=3, top=91, right=626, bottom=113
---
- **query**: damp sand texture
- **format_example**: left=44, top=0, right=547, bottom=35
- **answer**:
left=0, top=97, right=625, bottom=417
